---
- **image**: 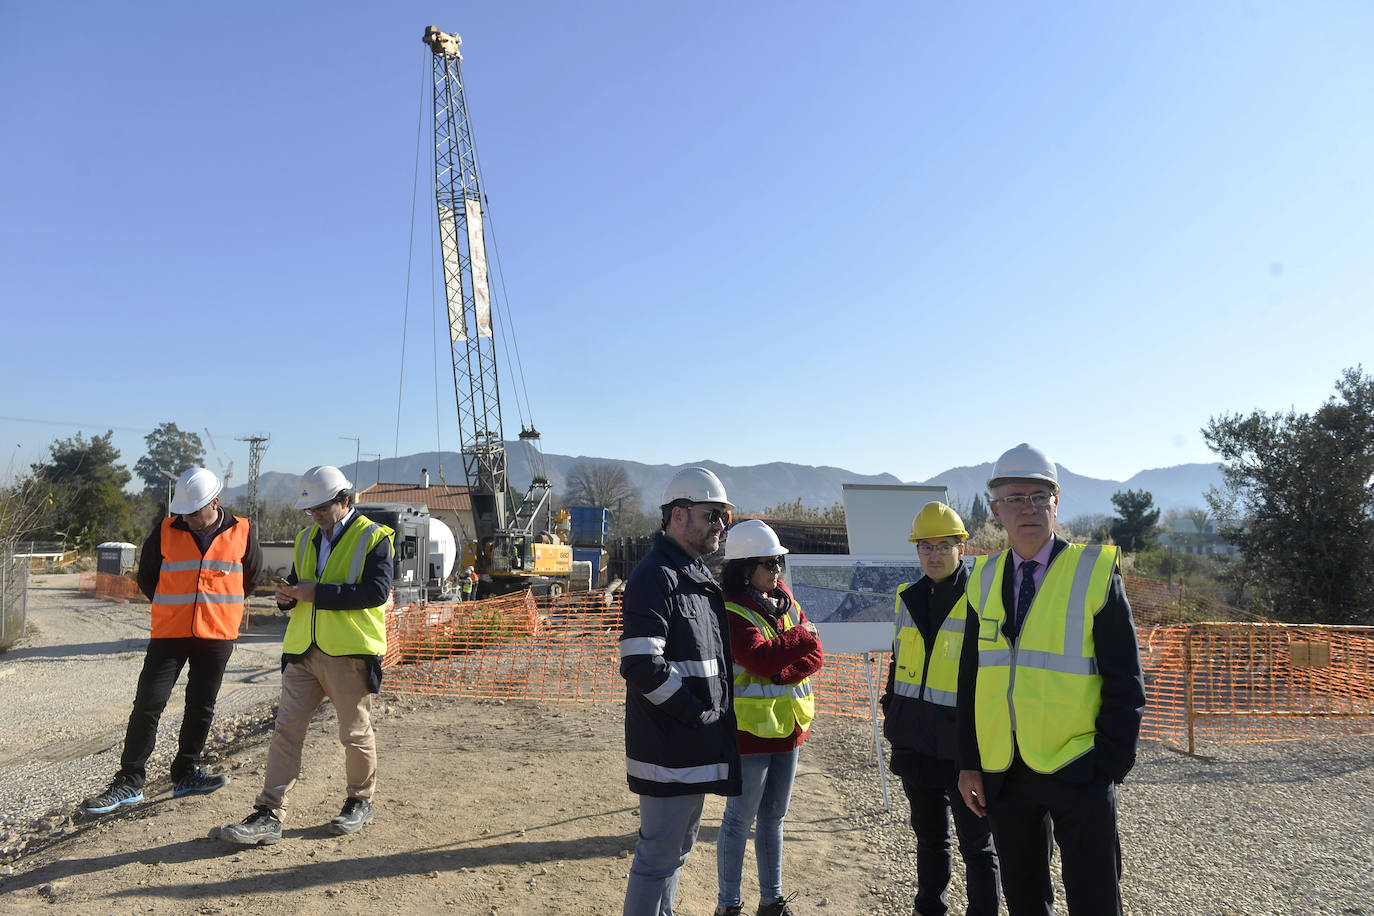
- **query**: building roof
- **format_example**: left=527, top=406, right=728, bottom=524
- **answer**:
left=357, top=482, right=473, bottom=512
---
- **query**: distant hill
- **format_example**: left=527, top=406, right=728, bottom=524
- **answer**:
left=927, top=461, right=1224, bottom=521
left=223, top=447, right=1222, bottom=520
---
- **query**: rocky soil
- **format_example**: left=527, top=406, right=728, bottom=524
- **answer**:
left=1, top=575, right=1371, bottom=914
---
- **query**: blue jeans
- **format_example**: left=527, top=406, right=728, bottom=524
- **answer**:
left=716, top=749, right=799, bottom=909
left=624, top=793, right=706, bottom=916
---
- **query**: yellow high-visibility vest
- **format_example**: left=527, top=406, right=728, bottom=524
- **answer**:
left=726, top=600, right=816, bottom=739
left=282, top=514, right=393, bottom=656
left=966, top=544, right=1118, bottom=773
left=891, top=582, right=968, bottom=708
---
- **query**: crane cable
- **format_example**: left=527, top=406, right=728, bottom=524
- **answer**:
left=392, top=51, right=430, bottom=486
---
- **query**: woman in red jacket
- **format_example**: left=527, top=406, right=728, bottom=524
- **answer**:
left=714, top=520, right=824, bottom=916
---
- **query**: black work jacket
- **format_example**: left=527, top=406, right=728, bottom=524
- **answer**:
left=618, top=531, right=741, bottom=798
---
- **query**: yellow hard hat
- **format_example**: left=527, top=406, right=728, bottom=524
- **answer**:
left=909, top=501, right=969, bottom=543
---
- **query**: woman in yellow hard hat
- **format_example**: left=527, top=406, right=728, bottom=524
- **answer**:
left=882, top=502, right=999, bottom=916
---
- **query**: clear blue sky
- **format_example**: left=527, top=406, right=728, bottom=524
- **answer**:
left=3, top=1, right=1372, bottom=490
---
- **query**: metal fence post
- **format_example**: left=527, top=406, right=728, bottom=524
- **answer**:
left=1184, top=624, right=1196, bottom=755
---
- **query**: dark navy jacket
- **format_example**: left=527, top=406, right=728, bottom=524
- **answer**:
left=619, top=531, right=741, bottom=798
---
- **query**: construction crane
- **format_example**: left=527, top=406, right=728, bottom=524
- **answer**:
left=422, top=25, right=571, bottom=598
left=203, top=427, right=234, bottom=493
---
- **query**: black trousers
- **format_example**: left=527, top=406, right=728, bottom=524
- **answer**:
left=898, top=766, right=1001, bottom=916
left=986, top=761, right=1122, bottom=916
left=118, top=637, right=235, bottom=786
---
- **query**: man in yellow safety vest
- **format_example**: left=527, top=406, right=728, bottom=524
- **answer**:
left=956, top=444, right=1145, bottom=915
left=220, top=465, right=394, bottom=846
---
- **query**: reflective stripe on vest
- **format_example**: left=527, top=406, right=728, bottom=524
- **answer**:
left=149, top=516, right=251, bottom=640
left=725, top=600, right=816, bottom=739
left=282, top=514, right=394, bottom=656
left=966, top=544, right=1116, bottom=774
left=891, top=582, right=968, bottom=708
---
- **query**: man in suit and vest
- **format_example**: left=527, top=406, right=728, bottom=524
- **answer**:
left=82, top=467, right=261, bottom=815
left=883, top=502, right=999, bottom=916
left=956, top=444, right=1146, bottom=915
left=221, top=465, right=394, bottom=845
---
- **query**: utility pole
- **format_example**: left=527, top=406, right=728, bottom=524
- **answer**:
left=362, top=452, right=382, bottom=489
left=237, top=435, right=270, bottom=530
left=340, top=437, right=360, bottom=490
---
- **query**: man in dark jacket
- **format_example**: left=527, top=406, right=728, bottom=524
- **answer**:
left=957, top=444, right=1146, bottom=915
left=883, top=502, right=999, bottom=916
left=619, top=467, right=741, bottom=916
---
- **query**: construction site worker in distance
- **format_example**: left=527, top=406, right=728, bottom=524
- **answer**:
left=882, top=502, right=999, bottom=916
left=956, top=444, right=1146, bottom=915
left=619, top=467, right=742, bottom=916
left=221, top=465, right=394, bottom=846
left=715, top=519, right=823, bottom=916
left=82, top=467, right=261, bottom=814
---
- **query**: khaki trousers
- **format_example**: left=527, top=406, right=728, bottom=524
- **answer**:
left=256, top=646, right=376, bottom=819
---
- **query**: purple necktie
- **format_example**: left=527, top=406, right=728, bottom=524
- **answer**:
left=1015, top=560, right=1039, bottom=633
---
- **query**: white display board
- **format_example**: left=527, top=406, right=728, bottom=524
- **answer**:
left=783, top=554, right=926, bottom=654
left=842, top=483, right=949, bottom=555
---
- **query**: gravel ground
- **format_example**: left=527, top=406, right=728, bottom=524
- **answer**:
left=820, top=722, right=1374, bottom=915
left=3, top=576, right=1373, bottom=913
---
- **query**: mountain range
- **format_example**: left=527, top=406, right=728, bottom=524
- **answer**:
left=222, top=446, right=1223, bottom=522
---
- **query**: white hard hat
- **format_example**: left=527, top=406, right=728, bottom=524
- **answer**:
left=660, top=466, right=734, bottom=509
left=293, top=465, right=353, bottom=509
left=169, top=467, right=222, bottom=515
left=987, top=443, right=1059, bottom=493
left=722, top=519, right=788, bottom=560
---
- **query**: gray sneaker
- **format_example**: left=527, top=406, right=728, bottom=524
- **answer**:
left=328, top=797, right=373, bottom=835
left=82, top=775, right=144, bottom=815
left=221, top=806, right=282, bottom=845
left=173, top=767, right=228, bottom=798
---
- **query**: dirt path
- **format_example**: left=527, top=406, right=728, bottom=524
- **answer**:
left=0, top=696, right=883, bottom=915
left=0, top=575, right=285, bottom=830
left=0, top=577, right=888, bottom=914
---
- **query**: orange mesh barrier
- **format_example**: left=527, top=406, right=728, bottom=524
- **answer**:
left=383, top=591, right=886, bottom=715
left=383, top=587, right=1374, bottom=750
left=1141, top=622, right=1374, bottom=751
left=78, top=571, right=145, bottom=601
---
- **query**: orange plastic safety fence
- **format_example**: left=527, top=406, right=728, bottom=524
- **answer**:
left=78, top=571, right=144, bottom=601
left=1141, top=622, right=1374, bottom=750
left=382, top=592, right=887, bottom=715
left=382, top=590, right=1374, bottom=749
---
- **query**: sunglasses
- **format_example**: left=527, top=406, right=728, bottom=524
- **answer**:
left=755, top=556, right=785, bottom=571
left=684, top=505, right=732, bottom=526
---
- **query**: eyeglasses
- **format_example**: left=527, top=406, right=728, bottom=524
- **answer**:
left=992, top=492, right=1055, bottom=510
left=916, top=541, right=960, bottom=556
left=685, top=505, right=731, bottom=526
left=303, top=502, right=338, bottom=516
left=754, top=556, right=785, bottom=571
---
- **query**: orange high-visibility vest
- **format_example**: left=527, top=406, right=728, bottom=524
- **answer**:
left=149, top=516, right=251, bottom=639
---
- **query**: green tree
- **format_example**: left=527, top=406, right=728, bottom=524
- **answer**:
left=1109, top=489, right=1161, bottom=552
left=31, top=431, right=136, bottom=548
left=1203, top=366, right=1374, bottom=623
left=965, top=493, right=989, bottom=531
left=134, top=422, right=206, bottom=504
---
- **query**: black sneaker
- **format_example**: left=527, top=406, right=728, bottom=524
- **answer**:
left=220, top=806, right=283, bottom=846
left=81, top=775, right=144, bottom=815
left=328, top=797, right=373, bottom=835
left=173, top=767, right=228, bottom=798
left=757, top=893, right=798, bottom=916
